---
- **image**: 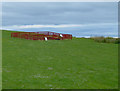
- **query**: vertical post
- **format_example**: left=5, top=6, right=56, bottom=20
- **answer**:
left=11, top=33, right=12, bottom=38
left=48, top=32, right=49, bottom=36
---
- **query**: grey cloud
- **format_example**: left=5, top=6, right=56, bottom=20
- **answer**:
left=2, top=2, right=117, bottom=25
left=2, top=2, right=118, bottom=37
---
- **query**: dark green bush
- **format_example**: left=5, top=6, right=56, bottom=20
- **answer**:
left=90, top=36, right=119, bottom=44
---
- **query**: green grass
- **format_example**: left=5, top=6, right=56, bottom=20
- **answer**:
left=2, top=30, right=118, bottom=89
left=0, top=30, right=2, bottom=90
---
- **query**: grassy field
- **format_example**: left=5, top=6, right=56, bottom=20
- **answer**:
left=2, top=30, right=118, bottom=89
left=0, top=30, right=2, bottom=90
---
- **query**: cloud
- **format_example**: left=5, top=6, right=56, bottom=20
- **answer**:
left=1, top=23, right=117, bottom=30
left=1, top=24, right=81, bottom=30
left=1, top=23, right=117, bottom=37
left=17, top=24, right=82, bottom=28
left=2, top=2, right=117, bottom=26
left=1, top=2, right=118, bottom=37
left=1, top=0, right=119, bottom=2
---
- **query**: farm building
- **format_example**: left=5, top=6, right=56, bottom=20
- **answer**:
left=11, top=31, right=72, bottom=40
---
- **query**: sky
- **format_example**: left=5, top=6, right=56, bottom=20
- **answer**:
left=2, top=2, right=118, bottom=37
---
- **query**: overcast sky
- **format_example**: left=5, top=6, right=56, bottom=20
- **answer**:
left=2, top=2, right=118, bottom=37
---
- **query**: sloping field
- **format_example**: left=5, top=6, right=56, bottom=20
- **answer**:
left=0, top=30, right=2, bottom=90
left=2, top=30, right=118, bottom=89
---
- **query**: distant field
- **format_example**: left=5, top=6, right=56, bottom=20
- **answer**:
left=2, top=30, right=118, bottom=89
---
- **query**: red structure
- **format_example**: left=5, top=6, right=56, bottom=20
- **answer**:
left=11, top=31, right=72, bottom=40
